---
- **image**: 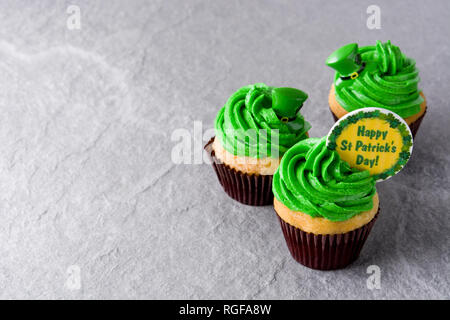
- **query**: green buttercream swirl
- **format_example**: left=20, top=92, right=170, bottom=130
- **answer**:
left=272, top=138, right=376, bottom=222
left=215, top=83, right=310, bottom=158
left=333, top=41, right=424, bottom=118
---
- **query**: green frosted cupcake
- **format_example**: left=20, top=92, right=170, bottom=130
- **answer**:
left=273, top=138, right=379, bottom=270
left=205, top=83, right=311, bottom=206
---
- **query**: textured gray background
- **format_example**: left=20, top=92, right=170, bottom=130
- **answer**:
left=0, top=0, right=448, bottom=299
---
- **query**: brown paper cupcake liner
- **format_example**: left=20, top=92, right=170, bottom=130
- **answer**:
left=204, top=137, right=273, bottom=206
left=276, top=209, right=379, bottom=270
left=330, top=108, right=426, bottom=138
left=407, top=109, right=426, bottom=138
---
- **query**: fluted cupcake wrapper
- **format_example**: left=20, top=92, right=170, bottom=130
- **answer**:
left=330, top=109, right=426, bottom=138
left=276, top=209, right=379, bottom=270
left=204, top=137, right=273, bottom=206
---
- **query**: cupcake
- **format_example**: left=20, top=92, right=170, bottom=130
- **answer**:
left=326, top=41, right=426, bottom=137
left=205, top=83, right=311, bottom=206
left=272, top=138, right=379, bottom=270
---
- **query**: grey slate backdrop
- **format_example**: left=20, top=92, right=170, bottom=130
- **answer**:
left=0, top=0, right=448, bottom=299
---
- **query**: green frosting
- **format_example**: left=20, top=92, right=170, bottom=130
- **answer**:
left=329, top=41, right=424, bottom=118
left=215, top=83, right=310, bottom=158
left=272, top=138, right=376, bottom=222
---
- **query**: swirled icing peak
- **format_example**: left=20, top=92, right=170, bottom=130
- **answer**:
left=272, top=137, right=376, bottom=221
left=215, top=83, right=310, bottom=158
left=327, top=40, right=424, bottom=118
left=375, top=40, right=404, bottom=75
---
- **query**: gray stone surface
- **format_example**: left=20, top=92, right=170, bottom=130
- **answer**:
left=0, top=0, right=448, bottom=299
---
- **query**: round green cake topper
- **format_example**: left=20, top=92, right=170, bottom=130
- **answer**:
left=326, top=108, right=413, bottom=181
